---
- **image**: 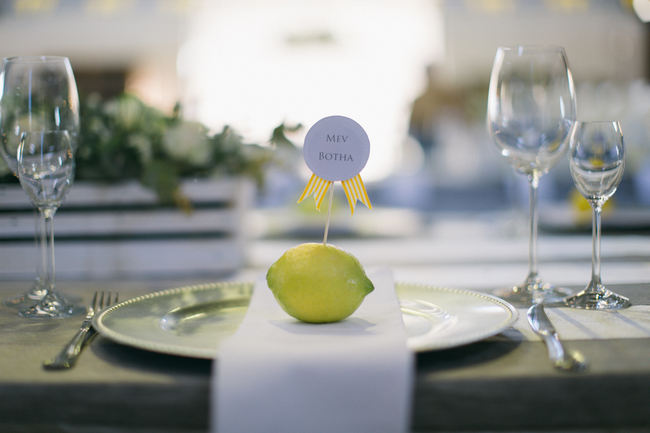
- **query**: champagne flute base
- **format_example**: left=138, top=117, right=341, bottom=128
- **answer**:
left=564, top=283, right=630, bottom=310
left=494, top=273, right=573, bottom=307
left=19, top=290, right=83, bottom=319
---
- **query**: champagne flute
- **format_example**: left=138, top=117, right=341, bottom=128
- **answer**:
left=0, top=56, right=79, bottom=307
left=17, top=131, right=79, bottom=318
left=565, top=121, right=630, bottom=309
left=487, top=46, right=576, bottom=306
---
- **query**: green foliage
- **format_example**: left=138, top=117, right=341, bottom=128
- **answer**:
left=1, top=93, right=281, bottom=207
left=76, top=93, right=276, bottom=205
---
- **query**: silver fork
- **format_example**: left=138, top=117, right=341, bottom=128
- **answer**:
left=43, top=291, right=118, bottom=370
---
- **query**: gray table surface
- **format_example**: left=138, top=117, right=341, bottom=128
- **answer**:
left=0, top=278, right=648, bottom=433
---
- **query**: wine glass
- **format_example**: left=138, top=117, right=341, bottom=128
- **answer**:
left=565, top=121, right=629, bottom=309
left=487, top=46, right=577, bottom=306
left=0, top=56, right=79, bottom=307
left=16, top=131, right=80, bottom=318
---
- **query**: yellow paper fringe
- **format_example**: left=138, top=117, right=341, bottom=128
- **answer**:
left=297, top=174, right=333, bottom=211
left=298, top=173, right=372, bottom=214
left=341, top=174, right=372, bottom=215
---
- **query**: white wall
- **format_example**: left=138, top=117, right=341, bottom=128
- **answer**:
left=439, top=0, right=647, bottom=85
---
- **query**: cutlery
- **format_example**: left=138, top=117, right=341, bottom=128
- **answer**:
left=527, top=302, right=587, bottom=372
left=43, top=291, right=118, bottom=370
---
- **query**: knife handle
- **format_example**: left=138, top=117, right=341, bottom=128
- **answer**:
left=543, top=331, right=565, bottom=365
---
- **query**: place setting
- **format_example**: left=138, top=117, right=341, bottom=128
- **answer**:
left=87, top=114, right=520, bottom=433
left=91, top=115, right=518, bottom=363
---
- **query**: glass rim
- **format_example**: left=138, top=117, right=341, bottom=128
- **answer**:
left=576, top=119, right=621, bottom=125
left=3, top=55, right=71, bottom=64
left=497, top=45, right=567, bottom=54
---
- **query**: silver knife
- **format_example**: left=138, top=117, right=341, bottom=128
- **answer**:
left=527, top=303, right=587, bottom=372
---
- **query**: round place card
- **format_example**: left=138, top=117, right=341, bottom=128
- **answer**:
left=303, top=115, right=370, bottom=182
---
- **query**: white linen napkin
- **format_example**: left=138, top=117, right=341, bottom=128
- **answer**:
left=212, top=268, right=413, bottom=433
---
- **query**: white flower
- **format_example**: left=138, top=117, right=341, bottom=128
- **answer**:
left=104, top=97, right=144, bottom=129
left=162, top=121, right=211, bottom=166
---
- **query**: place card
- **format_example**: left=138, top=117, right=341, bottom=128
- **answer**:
left=298, top=115, right=372, bottom=214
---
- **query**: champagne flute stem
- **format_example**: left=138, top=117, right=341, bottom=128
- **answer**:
left=38, top=210, right=47, bottom=287
left=590, top=203, right=603, bottom=289
left=527, top=174, right=540, bottom=280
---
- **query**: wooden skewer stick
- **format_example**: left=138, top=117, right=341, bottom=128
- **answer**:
left=322, top=185, right=334, bottom=245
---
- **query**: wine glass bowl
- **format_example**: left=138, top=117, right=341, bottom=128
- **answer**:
left=487, top=45, right=576, bottom=306
left=17, top=131, right=75, bottom=212
left=488, top=50, right=574, bottom=178
left=1, top=56, right=79, bottom=173
left=565, top=121, right=629, bottom=310
left=569, top=123, right=624, bottom=205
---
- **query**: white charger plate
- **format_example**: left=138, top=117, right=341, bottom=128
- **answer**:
left=93, top=281, right=517, bottom=359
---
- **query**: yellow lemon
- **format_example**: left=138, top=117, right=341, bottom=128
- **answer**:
left=266, top=243, right=374, bottom=323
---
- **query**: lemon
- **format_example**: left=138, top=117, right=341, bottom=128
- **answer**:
left=266, top=243, right=374, bottom=323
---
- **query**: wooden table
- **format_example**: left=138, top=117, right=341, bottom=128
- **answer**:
left=1, top=224, right=649, bottom=432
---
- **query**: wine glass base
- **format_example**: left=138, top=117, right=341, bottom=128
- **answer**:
left=564, top=284, right=630, bottom=310
left=4, top=282, right=47, bottom=308
left=19, top=291, right=83, bottom=319
left=493, top=274, right=573, bottom=307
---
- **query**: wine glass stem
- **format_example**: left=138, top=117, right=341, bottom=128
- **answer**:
left=41, top=209, right=57, bottom=292
left=590, top=203, right=603, bottom=289
left=527, top=174, right=540, bottom=279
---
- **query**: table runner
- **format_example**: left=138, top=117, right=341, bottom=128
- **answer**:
left=212, top=268, right=413, bottom=433
left=512, top=305, right=650, bottom=341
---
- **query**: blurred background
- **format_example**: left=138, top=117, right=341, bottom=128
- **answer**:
left=0, top=0, right=648, bottom=241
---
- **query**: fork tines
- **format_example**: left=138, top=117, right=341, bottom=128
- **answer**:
left=98, top=291, right=118, bottom=310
